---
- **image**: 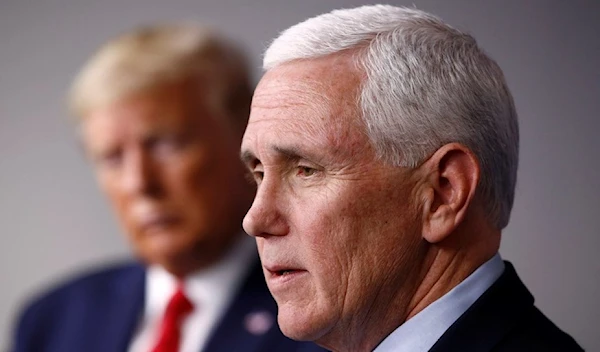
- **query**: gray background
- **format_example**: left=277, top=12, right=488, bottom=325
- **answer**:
left=1, top=0, right=598, bottom=350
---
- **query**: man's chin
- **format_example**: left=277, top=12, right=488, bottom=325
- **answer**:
left=137, top=246, right=191, bottom=274
left=277, top=305, right=330, bottom=343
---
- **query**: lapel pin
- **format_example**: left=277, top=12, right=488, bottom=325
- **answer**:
left=244, top=310, right=274, bottom=336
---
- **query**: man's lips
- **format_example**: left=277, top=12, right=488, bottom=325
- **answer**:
left=138, top=213, right=181, bottom=232
left=263, top=264, right=308, bottom=291
left=265, top=265, right=305, bottom=277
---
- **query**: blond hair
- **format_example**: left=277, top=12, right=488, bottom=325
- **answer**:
left=68, top=23, right=252, bottom=124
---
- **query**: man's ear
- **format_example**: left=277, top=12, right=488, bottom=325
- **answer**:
left=420, top=143, right=480, bottom=244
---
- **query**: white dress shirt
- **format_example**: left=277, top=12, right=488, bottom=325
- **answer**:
left=128, top=234, right=258, bottom=352
left=374, top=253, right=505, bottom=352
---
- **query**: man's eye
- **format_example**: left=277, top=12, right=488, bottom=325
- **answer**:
left=155, top=137, right=180, bottom=153
left=245, top=170, right=263, bottom=185
left=149, top=135, right=186, bottom=157
left=297, top=166, right=317, bottom=177
left=96, top=150, right=123, bottom=169
left=253, top=171, right=264, bottom=185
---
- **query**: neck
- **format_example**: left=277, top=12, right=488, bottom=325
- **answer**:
left=322, top=225, right=500, bottom=352
left=406, top=240, right=499, bottom=321
left=406, top=211, right=501, bottom=319
left=160, top=231, right=247, bottom=279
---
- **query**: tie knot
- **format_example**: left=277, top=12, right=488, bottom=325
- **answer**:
left=165, top=286, right=194, bottom=322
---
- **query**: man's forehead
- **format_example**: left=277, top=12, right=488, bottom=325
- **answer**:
left=82, top=92, right=197, bottom=148
left=251, top=57, right=362, bottom=126
left=244, top=93, right=368, bottom=165
left=255, top=55, right=360, bottom=97
left=244, top=57, right=366, bottom=159
left=242, top=113, right=333, bottom=157
left=251, top=67, right=331, bottom=114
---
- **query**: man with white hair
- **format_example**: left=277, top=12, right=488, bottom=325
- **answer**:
left=241, top=5, right=583, bottom=352
left=12, top=24, right=325, bottom=352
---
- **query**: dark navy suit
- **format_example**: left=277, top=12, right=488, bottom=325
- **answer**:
left=12, top=259, right=326, bottom=352
left=429, top=262, right=583, bottom=352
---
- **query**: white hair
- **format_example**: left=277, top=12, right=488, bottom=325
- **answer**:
left=264, top=5, right=519, bottom=230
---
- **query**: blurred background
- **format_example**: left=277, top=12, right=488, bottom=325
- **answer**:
left=1, top=0, right=598, bottom=350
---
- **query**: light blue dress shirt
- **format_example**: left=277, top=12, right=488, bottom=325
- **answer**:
left=373, top=253, right=505, bottom=352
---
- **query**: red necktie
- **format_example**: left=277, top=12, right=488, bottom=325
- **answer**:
left=151, top=284, right=194, bottom=352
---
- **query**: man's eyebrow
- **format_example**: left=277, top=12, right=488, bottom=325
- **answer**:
left=240, top=150, right=256, bottom=166
left=240, top=145, right=320, bottom=166
left=273, top=146, right=305, bottom=161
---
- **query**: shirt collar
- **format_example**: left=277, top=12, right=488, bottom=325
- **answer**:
left=374, top=253, right=505, bottom=352
left=145, top=233, right=258, bottom=321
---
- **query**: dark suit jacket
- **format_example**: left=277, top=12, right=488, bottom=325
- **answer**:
left=429, top=261, right=583, bottom=352
left=12, top=259, right=325, bottom=352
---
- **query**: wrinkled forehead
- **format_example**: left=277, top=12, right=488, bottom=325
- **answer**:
left=243, top=56, right=367, bottom=156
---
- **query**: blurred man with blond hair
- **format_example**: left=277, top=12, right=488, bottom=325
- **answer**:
left=12, top=24, right=324, bottom=352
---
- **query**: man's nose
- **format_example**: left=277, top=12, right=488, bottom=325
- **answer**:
left=121, top=149, right=160, bottom=197
left=243, top=178, right=288, bottom=238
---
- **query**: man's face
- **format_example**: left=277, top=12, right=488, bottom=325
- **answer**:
left=82, top=81, right=250, bottom=275
left=241, top=56, right=428, bottom=346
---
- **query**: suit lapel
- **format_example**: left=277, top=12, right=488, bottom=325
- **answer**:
left=102, top=263, right=146, bottom=352
left=429, top=262, right=534, bottom=352
left=203, top=259, right=280, bottom=352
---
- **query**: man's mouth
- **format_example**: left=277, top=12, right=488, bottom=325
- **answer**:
left=139, top=213, right=181, bottom=232
left=263, top=264, right=308, bottom=292
left=265, top=266, right=306, bottom=281
left=275, top=269, right=296, bottom=276
left=265, top=264, right=301, bottom=275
